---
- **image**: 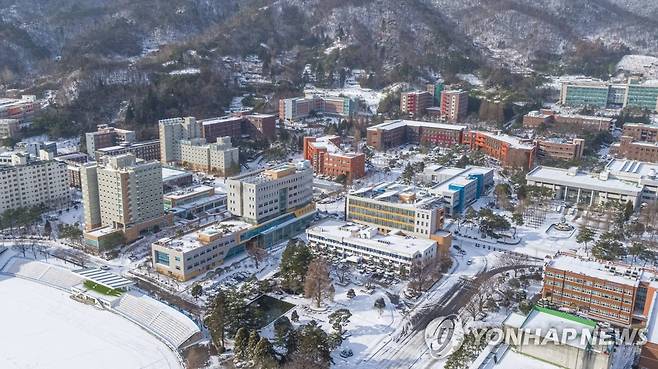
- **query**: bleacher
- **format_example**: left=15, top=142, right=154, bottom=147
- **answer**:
left=4, top=258, right=82, bottom=289
left=114, top=292, right=200, bottom=348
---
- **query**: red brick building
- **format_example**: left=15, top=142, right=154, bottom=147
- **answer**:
left=303, top=136, right=365, bottom=182
left=439, top=90, right=468, bottom=123
left=400, top=91, right=432, bottom=117
left=464, top=131, right=536, bottom=169
left=523, top=109, right=614, bottom=132
left=535, top=138, right=585, bottom=162
left=200, top=113, right=276, bottom=142
left=543, top=253, right=658, bottom=328
left=366, top=120, right=466, bottom=150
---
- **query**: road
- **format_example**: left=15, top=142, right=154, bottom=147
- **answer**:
left=362, top=263, right=539, bottom=369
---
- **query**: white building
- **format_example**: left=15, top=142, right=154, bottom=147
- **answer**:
left=423, top=165, right=494, bottom=215
left=81, top=154, right=169, bottom=247
left=306, top=219, right=439, bottom=270
left=158, top=117, right=202, bottom=164
left=152, top=220, right=250, bottom=281
left=226, top=161, right=313, bottom=224
left=526, top=159, right=658, bottom=209
left=180, top=136, right=239, bottom=176
left=0, top=150, right=70, bottom=214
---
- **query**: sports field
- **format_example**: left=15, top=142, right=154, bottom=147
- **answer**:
left=0, top=275, right=182, bottom=369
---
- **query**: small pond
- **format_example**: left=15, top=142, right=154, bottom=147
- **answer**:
left=247, top=295, right=295, bottom=329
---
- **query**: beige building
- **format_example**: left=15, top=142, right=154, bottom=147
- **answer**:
left=85, top=124, right=136, bottom=158
left=158, top=117, right=203, bottom=164
left=152, top=221, right=250, bottom=281
left=180, top=136, right=239, bottom=176
left=0, top=119, right=19, bottom=139
left=82, top=154, right=171, bottom=249
left=0, top=150, right=70, bottom=214
left=226, top=161, right=313, bottom=224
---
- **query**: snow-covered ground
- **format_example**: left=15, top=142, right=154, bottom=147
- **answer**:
left=168, top=68, right=201, bottom=76
left=0, top=276, right=181, bottom=369
left=617, top=55, right=658, bottom=80
left=304, top=83, right=402, bottom=114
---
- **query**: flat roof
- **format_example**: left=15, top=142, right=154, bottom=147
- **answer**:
left=200, top=116, right=242, bottom=126
left=161, top=167, right=192, bottom=181
left=473, top=131, right=535, bottom=149
left=349, top=182, right=445, bottom=210
left=526, top=166, right=642, bottom=196
left=368, top=119, right=467, bottom=132
left=307, top=219, right=436, bottom=257
left=155, top=220, right=250, bottom=252
left=165, top=185, right=215, bottom=200
left=546, top=254, right=645, bottom=287
left=521, top=307, right=597, bottom=350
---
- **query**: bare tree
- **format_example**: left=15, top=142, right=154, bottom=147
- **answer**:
left=408, top=260, right=432, bottom=295
left=304, top=258, right=333, bottom=308
left=246, top=242, right=268, bottom=270
left=12, top=240, right=28, bottom=258
left=336, top=264, right=350, bottom=284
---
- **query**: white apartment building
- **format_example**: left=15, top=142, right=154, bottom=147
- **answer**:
left=226, top=161, right=313, bottom=224
left=0, top=150, right=70, bottom=214
left=82, top=154, right=169, bottom=247
left=180, top=136, right=239, bottom=176
left=0, top=119, right=19, bottom=139
left=158, top=117, right=202, bottom=164
left=306, top=219, right=439, bottom=271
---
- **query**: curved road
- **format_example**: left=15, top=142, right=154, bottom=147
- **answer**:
left=364, top=263, right=540, bottom=369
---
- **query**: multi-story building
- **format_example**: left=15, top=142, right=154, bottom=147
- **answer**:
left=307, top=219, right=444, bottom=272
left=152, top=220, right=250, bottom=281
left=426, top=82, right=444, bottom=106
left=400, top=91, right=432, bottom=117
left=464, top=131, right=536, bottom=169
left=81, top=154, right=171, bottom=249
left=612, top=136, right=658, bottom=162
left=163, top=185, right=227, bottom=219
left=241, top=113, right=276, bottom=140
left=95, top=140, right=161, bottom=162
left=621, top=123, right=658, bottom=142
left=0, top=95, right=39, bottom=126
left=159, top=117, right=203, bottom=164
left=85, top=124, right=136, bottom=159
left=366, top=120, right=466, bottom=151
left=227, top=161, right=313, bottom=224
left=523, top=109, right=614, bottom=132
left=346, top=183, right=447, bottom=241
left=535, top=138, right=585, bottom=162
left=0, top=119, right=19, bottom=139
left=422, top=165, right=494, bottom=215
left=542, top=253, right=658, bottom=327
left=54, top=152, right=89, bottom=188
left=225, top=161, right=316, bottom=250
left=179, top=137, right=240, bottom=176
left=303, top=135, right=365, bottom=182
left=528, top=159, right=658, bottom=208
left=439, top=89, right=468, bottom=123
left=0, top=150, right=70, bottom=214
left=279, top=95, right=355, bottom=121
left=162, top=167, right=194, bottom=192
left=200, top=116, right=243, bottom=142
left=560, top=79, right=658, bottom=111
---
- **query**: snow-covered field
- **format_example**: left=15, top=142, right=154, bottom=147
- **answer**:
left=0, top=276, right=181, bottom=369
left=617, top=55, right=658, bottom=80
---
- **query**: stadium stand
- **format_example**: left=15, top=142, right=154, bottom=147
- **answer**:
left=114, top=291, right=200, bottom=348
left=4, top=258, right=82, bottom=289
